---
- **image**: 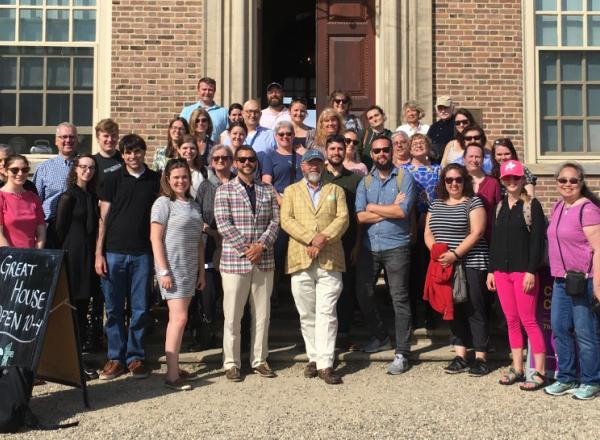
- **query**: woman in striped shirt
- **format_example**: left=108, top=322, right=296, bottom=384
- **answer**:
left=425, top=163, right=491, bottom=376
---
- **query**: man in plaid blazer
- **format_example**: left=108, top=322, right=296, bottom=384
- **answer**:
left=214, top=145, right=279, bottom=382
left=281, top=147, right=349, bottom=385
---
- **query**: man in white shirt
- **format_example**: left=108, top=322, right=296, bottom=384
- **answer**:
left=260, top=82, right=291, bottom=130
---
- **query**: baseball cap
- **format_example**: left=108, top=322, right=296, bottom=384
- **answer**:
left=302, top=149, right=325, bottom=163
left=436, top=95, right=453, bottom=108
left=266, top=82, right=283, bottom=91
left=500, top=160, right=525, bottom=179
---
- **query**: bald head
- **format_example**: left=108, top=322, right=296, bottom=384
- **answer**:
left=243, top=99, right=261, bottom=130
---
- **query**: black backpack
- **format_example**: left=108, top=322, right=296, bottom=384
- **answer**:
left=0, top=366, right=33, bottom=433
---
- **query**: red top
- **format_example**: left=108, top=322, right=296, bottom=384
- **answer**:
left=0, top=190, right=45, bottom=248
left=476, top=176, right=502, bottom=243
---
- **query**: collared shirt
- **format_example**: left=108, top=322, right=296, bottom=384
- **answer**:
left=260, top=106, right=291, bottom=130
left=355, top=166, right=415, bottom=252
left=239, top=178, right=257, bottom=214
left=33, top=155, right=73, bottom=221
left=180, top=102, right=229, bottom=142
left=304, top=179, right=322, bottom=208
left=395, top=123, right=430, bottom=138
left=224, top=125, right=276, bottom=154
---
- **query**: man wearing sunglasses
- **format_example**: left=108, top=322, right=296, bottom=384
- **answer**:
left=33, top=122, right=79, bottom=247
left=214, top=146, right=279, bottom=382
left=355, top=134, right=416, bottom=375
left=260, top=82, right=291, bottom=130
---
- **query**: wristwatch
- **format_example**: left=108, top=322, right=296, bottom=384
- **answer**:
left=157, top=269, right=170, bottom=277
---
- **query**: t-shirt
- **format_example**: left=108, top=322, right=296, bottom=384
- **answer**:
left=259, top=150, right=302, bottom=194
left=0, top=190, right=45, bottom=248
left=428, top=197, right=489, bottom=269
left=102, top=166, right=160, bottom=254
left=94, top=151, right=124, bottom=199
left=547, top=200, right=600, bottom=278
left=260, top=106, right=291, bottom=130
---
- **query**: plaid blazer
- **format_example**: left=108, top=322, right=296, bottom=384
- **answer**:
left=281, top=180, right=348, bottom=274
left=214, top=177, right=279, bottom=274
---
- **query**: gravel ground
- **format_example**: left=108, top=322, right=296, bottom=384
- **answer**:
left=4, top=361, right=598, bottom=439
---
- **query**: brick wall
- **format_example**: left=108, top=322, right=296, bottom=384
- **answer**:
left=111, top=0, right=204, bottom=162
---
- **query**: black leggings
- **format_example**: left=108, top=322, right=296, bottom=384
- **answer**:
left=450, top=268, right=489, bottom=353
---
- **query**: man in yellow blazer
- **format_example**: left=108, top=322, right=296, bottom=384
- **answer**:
left=281, top=147, right=349, bottom=385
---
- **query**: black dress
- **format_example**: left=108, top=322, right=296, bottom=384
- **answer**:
left=54, top=186, right=99, bottom=301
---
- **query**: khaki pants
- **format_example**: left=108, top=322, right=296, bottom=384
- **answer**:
left=221, top=267, right=274, bottom=369
left=291, top=262, right=343, bottom=370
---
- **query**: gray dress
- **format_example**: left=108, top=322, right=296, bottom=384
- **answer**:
left=151, top=196, right=203, bottom=299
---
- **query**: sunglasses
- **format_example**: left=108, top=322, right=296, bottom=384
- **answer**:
left=277, top=132, right=293, bottom=137
left=444, top=177, right=464, bottom=184
left=344, top=138, right=359, bottom=146
left=557, top=177, right=580, bottom=185
left=455, top=120, right=470, bottom=126
left=77, top=164, right=96, bottom=171
left=372, top=147, right=391, bottom=155
left=7, top=167, right=30, bottom=175
left=236, top=157, right=257, bottom=164
left=212, top=155, right=231, bottom=162
left=464, top=135, right=482, bottom=142
left=195, top=117, right=209, bottom=123
left=333, top=98, right=349, bottom=105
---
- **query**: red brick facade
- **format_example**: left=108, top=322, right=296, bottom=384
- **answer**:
left=111, top=0, right=204, bottom=161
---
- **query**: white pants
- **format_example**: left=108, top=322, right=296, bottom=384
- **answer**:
left=221, top=267, right=274, bottom=369
left=291, top=262, right=343, bottom=370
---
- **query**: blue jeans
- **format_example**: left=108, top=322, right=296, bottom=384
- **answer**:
left=355, top=245, right=412, bottom=355
left=100, top=252, right=152, bottom=365
left=551, top=278, right=600, bottom=385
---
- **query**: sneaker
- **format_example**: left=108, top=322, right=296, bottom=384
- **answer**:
left=253, top=362, right=276, bottom=378
left=128, top=360, right=150, bottom=379
left=165, top=378, right=192, bottom=391
left=469, top=358, right=490, bottom=377
left=572, top=384, right=600, bottom=400
left=443, top=356, right=469, bottom=374
left=544, top=381, right=580, bottom=396
left=99, top=360, right=125, bottom=381
left=387, top=353, right=410, bottom=375
left=225, top=366, right=242, bottom=382
left=363, top=336, right=392, bottom=353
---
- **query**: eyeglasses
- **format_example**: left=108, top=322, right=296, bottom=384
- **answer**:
left=344, top=138, right=359, bottom=146
left=244, top=110, right=260, bottom=115
left=212, top=155, right=231, bottom=162
left=557, top=177, right=580, bottom=185
left=277, top=132, right=293, bottom=137
left=236, top=156, right=257, bottom=164
left=77, top=164, right=96, bottom=171
left=372, top=147, right=391, bottom=155
left=58, top=135, right=76, bottom=140
left=7, top=167, right=30, bottom=175
left=444, top=177, right=464, bottom=184
left=333, top=98, right=349, bottom=105
left=455, top=120, right=470, bottom=126
left=195, top=117, right=209, bottom=123
left=464, top=135, right=482, bottom=142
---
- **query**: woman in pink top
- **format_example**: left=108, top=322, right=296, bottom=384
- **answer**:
left=544, top=162, right=600, bottom=401
left=0, top=154, right=46, bottom=248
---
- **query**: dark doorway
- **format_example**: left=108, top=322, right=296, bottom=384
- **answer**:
left=259, top=0, right=316, bottom=118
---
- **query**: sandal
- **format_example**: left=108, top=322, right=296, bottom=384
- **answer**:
left=519, top=371, right=548, bottom=391
left=498, top=367, right=525, bottom=385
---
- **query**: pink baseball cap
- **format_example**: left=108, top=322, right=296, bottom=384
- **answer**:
left=500, top=160, right=524, bottom=179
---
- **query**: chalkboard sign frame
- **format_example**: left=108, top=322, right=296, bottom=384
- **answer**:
left=0, top=247, right=88, bottom=407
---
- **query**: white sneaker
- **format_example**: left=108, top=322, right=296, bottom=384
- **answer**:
left=387, top=353, right=409, bottom=375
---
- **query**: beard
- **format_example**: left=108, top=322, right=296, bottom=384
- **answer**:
left=306, top=171, right=321, bottom=184
left=268, top=96, right=282, bottom=107
left=327, top=155, right=344, bottom=166
left=374, top=159, right=393, bottom=171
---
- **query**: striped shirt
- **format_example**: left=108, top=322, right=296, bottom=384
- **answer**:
left=33, top=155, right=73, bottom=221
left=428, top=197, right=489, bottom=269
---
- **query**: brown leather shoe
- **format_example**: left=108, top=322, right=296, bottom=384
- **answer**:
left=99, top=360, right=125, bottom=381
left=225, top=366, right=242, bottom=382
left=128, top=360, right=150, bottom=379
left=304, top=361, right=318, bottom=378
left=318, top=367, right=342, bottom=385
left=253, top=362, right=276, bottom=378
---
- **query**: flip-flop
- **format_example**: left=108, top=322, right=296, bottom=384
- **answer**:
left=520, top=371, right=548, bottom=391
left=499, top=367, right=525, bottom=385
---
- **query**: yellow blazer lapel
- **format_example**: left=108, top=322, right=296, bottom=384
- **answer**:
left=299, top=181, right=316, bottom=214
left=314, top=183, right=330, bottom=214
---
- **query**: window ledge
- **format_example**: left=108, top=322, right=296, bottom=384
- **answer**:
left=526, top=162, right=600, bottom=176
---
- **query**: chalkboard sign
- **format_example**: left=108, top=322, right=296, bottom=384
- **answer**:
left=0, top=247, right=87, bottom=406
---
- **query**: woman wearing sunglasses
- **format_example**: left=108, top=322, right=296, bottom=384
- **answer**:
left=343, top=129, right=368, bottom=176
left=544, top=162, right=600, bottom=400
left=55, top=154, right=101, bottom=374
left=486, top=160, right=546, bottom=391
left=440, top=108, right=475, bottom=168
left=0, top=144, right=38, bottom=193
left=153, top=117, right=191, bottom=174
left=189, top=107, right=214, bottom=165
left=329, top=90, right=363, bottom=132
left=0, top=154, right=45, bottom=249
left=425, top=163, right=490, bottom=376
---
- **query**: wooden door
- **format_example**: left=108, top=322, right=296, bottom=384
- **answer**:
left=316, top=0, right=375, bottom=115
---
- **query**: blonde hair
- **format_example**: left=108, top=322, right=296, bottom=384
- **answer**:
left=315, top=108, right=344, bottom=148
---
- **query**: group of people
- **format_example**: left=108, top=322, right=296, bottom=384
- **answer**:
left=1, top=76, right=599, bottom=400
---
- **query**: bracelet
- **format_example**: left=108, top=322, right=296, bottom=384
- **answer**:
left=450, top=249, right=461, bottom=260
